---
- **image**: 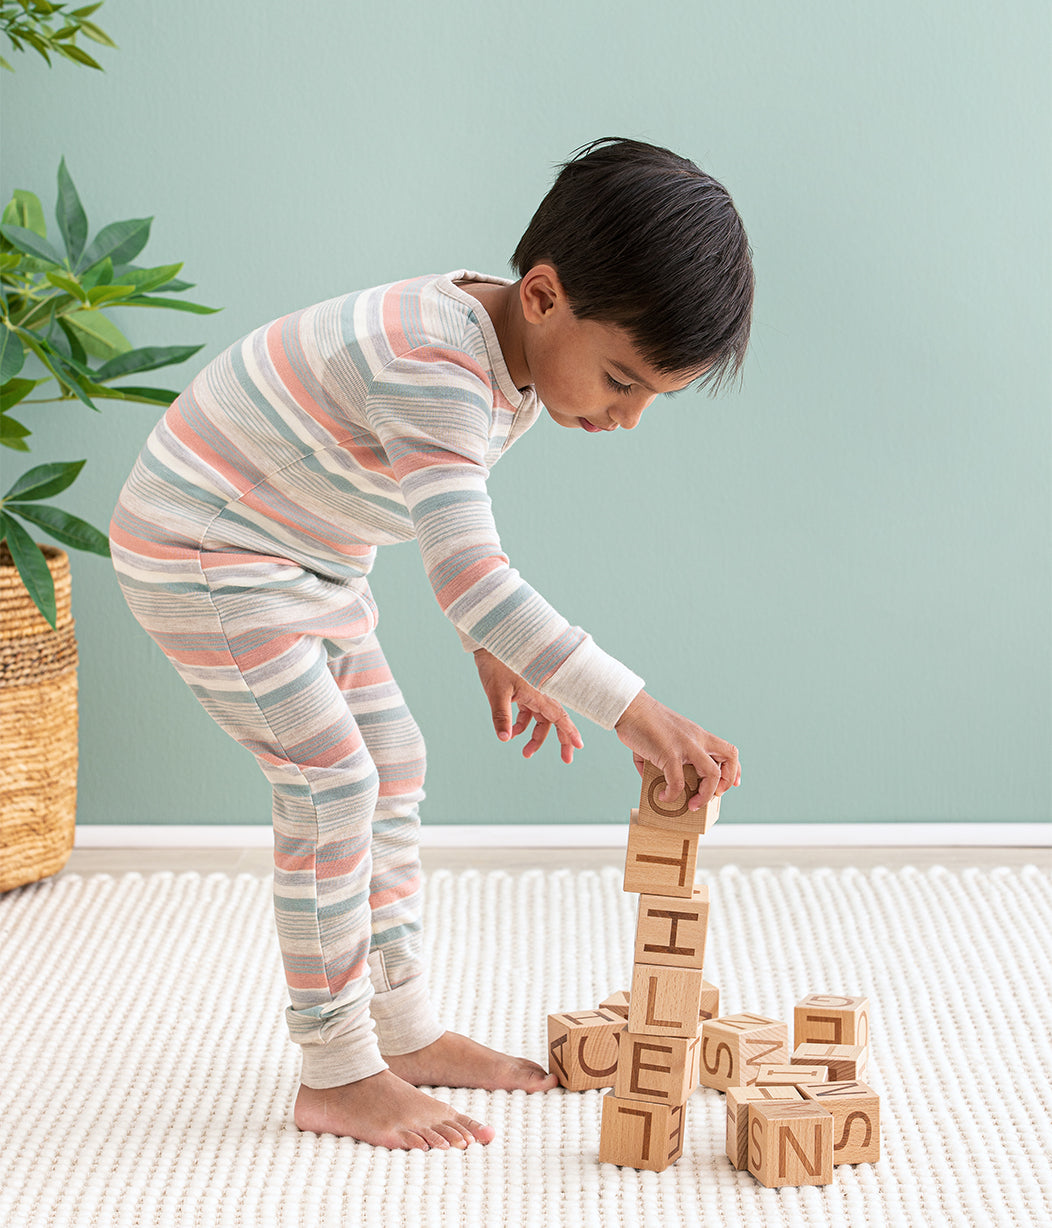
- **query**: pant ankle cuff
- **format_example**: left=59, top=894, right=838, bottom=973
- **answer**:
left=369, top=979, right=445, bottom=1056
left=298, top=1029, right=389, bottom=1090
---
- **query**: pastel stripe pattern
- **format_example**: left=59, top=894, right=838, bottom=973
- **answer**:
left=109, top=271, right=644, bottom=1084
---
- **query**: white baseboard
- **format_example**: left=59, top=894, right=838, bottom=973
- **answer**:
left=74, top=823, right=1051, bottom=849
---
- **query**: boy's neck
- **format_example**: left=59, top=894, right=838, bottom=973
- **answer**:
left=456, top=279, right=532, bottom=392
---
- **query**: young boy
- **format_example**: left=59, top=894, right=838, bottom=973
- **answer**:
left=110, top=137, right=753, bottom=1151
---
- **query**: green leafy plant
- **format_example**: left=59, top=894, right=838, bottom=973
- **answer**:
left=0, top=0, right=116, bottom=72
left=0, top=158, right=219, bottom=627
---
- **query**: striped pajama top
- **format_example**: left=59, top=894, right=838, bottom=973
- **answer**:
left=110, top=270, right=644, bottom=729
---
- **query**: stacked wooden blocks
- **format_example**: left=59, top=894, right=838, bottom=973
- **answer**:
left=545, top=762, right=882, bottom=1185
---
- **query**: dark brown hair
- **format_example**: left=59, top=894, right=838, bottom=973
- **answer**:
left=512, top=138, right=754, bottom=394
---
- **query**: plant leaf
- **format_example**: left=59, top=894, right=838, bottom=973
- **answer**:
left=1, top=376, right=45, bottom=413
left=78, top=18, right=117, bottom=48
left=45, top=269, right=89, bottom=302
left=122, top=294, right=220, bottom=315
left=80, top=255, right=113, bottom=289
left=0, top=415, right=32, bottom=451
left=0, top=223, right=63, bottom=264
left=1, top=190, right=47, bottom=237
left=85, top=282, right=135, bottom=306
left=3, top=459, right=86, bottom=502
left=0, top=510, right=56, bottom=628
left=56, top=157, right=88, bottom=266
left=59, top=41, right=103, bottom=70
left=92, top=343, right=203, bottom=381
left=110, top=261, right=182, bottom=293
left=63, top=308, right=132, bottom=359
left=7, top=501, right=110, bottom=556
left=77, top=217, right=152, bottom=272
left=0, top=328, right=26, bottom=383
left=70, top=4, right=105, bottom=17
left=83, top=383, right=178, bottom=406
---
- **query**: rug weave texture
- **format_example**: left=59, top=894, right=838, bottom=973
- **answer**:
left=1, top=863, right=1049, bottom=1228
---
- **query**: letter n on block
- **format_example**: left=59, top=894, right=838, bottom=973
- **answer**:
left=623, top=812, right=699, bottom=898
left=598, top=1094, right=686, bottom=1172
left=799, top=1080, right=881, bottom=1164
left=747, top=1100, right=834, bottom=1188
left=725, top=1086, right=802, bottom=1170
left=547, top=1009, right=625, bottom=1091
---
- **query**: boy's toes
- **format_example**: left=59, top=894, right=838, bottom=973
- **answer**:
left=460, top=1114, right=496, bottom=1145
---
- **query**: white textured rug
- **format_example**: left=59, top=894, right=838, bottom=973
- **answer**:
left=1, top=864, right=1049, bottom=1228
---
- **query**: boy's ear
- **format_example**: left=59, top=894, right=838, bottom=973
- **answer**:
left=519, top=264, right=565, bottom=324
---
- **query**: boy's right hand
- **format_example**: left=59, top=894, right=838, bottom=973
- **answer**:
left=614, top=689, right=740, bottom=811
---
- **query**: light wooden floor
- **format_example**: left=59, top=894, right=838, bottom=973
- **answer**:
left=63, top=845, right=1050, bottom=877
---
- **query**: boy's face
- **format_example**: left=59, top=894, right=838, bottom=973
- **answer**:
left=518, top=267, right=705, bottom=432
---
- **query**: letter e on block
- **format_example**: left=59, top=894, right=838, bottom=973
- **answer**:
left=747, top=1100, right=834, bottom=1188
left=547, top=1009, right=625, bottom=1091
left=598, top=1093, right=686, bottom=1172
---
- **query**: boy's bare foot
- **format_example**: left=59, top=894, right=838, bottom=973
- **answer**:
left=294, top=1069, right=494, bottom=1150
left=383, top=1030, right=560, bottom=1094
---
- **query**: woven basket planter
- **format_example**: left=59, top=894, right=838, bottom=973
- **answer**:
left=0, top=543, right=79, bottom=892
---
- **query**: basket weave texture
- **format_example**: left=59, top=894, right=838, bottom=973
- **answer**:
left=0, top=543, right=78, bottom=892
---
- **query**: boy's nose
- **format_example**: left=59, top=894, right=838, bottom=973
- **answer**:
left=611, top=394, right=653, bottom=429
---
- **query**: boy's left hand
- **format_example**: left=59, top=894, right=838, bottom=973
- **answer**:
left=473, top=648, right=584, bottom=763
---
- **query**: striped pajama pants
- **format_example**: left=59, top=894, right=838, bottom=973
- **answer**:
left=111, top=544, right=445, bottom=1089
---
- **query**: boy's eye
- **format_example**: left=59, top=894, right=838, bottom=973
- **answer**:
left=605, top=374, right=633, bottom=395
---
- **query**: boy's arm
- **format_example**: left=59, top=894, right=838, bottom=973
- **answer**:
left=365, top=349, right=644, bottom=731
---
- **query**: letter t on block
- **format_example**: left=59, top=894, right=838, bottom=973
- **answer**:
left=623, top=811, right=699, bottom=898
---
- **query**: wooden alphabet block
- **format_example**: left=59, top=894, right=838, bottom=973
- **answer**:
left=628, top=965, right=709, bottom=1037
left=599, top=990, right=630, bottom=1019
left=623, top=811, right=699, bottom=897
left=793, top=1043, right=868, bottom=1082
left=799, top=1080, right=881, bottom=1164
left=755, top=1063, right=829, bottom=1087
left=747, top=1100, right=834, bottom=1188
left=598, top=1093, right=686, bottom=1171
left=699, top=980, right=720, bottom=1022
left=633, top=887, right=709, bottom=969
left=614, top=1031, right=702, bottom=1105
left=547, top=1008, right=625, bottom=1091
left=697, top=1014, right=788, bottom=1093
left=637, top=761, right=721, bottom=833
left=725, top=1085, right=802, bottom=1169
left=794, top=993, right=870, bottom=1049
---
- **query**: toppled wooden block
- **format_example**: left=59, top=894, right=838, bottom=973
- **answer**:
left=547, top=1008, right=625, bottom=1091
left=726, top=1085, right=802, bottom=1170
left=794, top=994, right=870, bottom=1049
left=637, top=761, right=721, bottom=833
left=598, top=1093, right=686, bottom=1171
left=623, top=811, right=700, bottom=897
left=747, top=1100, right=834, bottom=1188
left=633, top=887, right=709, bottom=969
left=793, top=1043, right=868, bottom=1082
left=614, top=1030, right=703, bottom=1105
left=698, top=1014, right=788, bottom=1092
left=599, top=990, right=630, bottom=1020
left=798, top=1080, right=881, bottom=1165
left=755, top=1063, right=829, bottom=1087
left=628, top=965, right=709, bottom=1037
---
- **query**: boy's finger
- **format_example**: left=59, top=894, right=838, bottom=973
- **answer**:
left=489, top=693, right=514, bottom=741
left=523, top=717, right=551, bottom=758
left=661, top=762, right=686, bottom=802
left=510, top=706, right=532, bottom=737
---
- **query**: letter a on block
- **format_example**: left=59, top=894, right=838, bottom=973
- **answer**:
left=637, top=761, right=721, bottom=834
left=598, top=1093, right=686, bottom=1172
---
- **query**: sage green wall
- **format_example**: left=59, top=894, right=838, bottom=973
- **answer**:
left=2, top=1, right=1048, bottom=826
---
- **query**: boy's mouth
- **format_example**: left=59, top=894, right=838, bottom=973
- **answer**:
left=580, top=419, right=605, bottom=433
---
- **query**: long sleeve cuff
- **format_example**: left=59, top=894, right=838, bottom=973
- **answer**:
left=540, top=635, right=645, bottom=730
